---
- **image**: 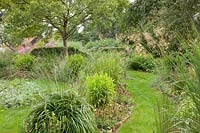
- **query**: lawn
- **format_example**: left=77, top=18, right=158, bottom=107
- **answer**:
left=118, top=71, right=163, bottom=133
left=0, top=106, right=31, bottom=133
left=0, top=70, right=162, bottom=133
left=0, top=80, right=68, bottom=133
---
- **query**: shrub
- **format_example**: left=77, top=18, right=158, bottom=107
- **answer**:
left=30, top=47, right=85, bottom=57
left=86, top=73, right=115, bottom=108
left=25, top=92, right=97, bottom=133
left=66, top=54, right=85, bottom=77
left=15, top=54, right=35, bottom=70
left=128, top=55, right=155, bottom=72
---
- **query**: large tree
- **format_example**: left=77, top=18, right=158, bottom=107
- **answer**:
left=2, top=0, right=127, bottom=55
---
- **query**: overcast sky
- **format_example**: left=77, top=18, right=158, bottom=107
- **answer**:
left=129, top=0, right=136, bottom=3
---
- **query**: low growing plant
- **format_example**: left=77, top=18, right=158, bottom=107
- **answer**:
left=15, top=54, right=35, bottom=71
left=65, top=54, right=85, bottom=77
left=86, top=73, right=115, bottom=108
left=0, top=79, right=41, bottom=108
left=25, top=91, right=97, bottom=133
left=128, top=55, right=155, bottom=72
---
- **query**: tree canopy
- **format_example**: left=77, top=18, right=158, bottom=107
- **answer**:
left=1, top=0, right=129, bottom=55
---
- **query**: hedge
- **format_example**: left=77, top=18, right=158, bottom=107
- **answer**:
left=30, top=47, right=86, bottom=57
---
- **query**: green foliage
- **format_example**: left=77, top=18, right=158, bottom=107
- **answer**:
left=0, top=79, right=41, bottom=108
left=88, top=53, right=124, bottom=83
left=86, top=38, right=123, bottom=49
left=15, top=54, right=35, bottom=71
left=176, top=96, right=197, bottom=124
left=124, top=0, right=162, bottom=29
left=86, top=73, right=115, bottom=108
left=31, top=56, right=62, bottom=79
left=30, top=47, right=84, bottom=57
left=54, top=54, right=85, bottom=82
left=162, top=54, right=188, bottom=72
left=128, top=55, right=155, bottom=72
left=2, top=0, right=127, bottom=54
left=25, top=92, right=97, bottom=133
left=66, top=54, right=85, bottom=77
left=0, top=50, right=15, bottom=74
left=154, top=96, right=176, bottom=133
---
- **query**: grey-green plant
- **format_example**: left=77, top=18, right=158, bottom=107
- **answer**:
left=0, top=79, right=41, bottom=108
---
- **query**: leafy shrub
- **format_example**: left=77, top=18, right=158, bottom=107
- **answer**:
left=25, top=92, right=97, bottom=133
left=87, top=53, right=123, bottom=83
left=128, top=55, right=155, bottom=72
left=86, top=73, right=115, bottom=108
left=66, top=54, right=85, bottom=77
left=31, top=47, right=85, bottom=57
left=15, top=54, right=35, bottom=70
left=0, top=79, right=41, bottom=108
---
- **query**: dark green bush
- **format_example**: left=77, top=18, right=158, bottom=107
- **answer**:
left=15, top=54, right=35, bottom=70
left=86, top=73, right=115, bottom=108
left=31, top=47, right=84, bottom=57
left=128, top=55, right=155, bottom=72
left=25, top=91, right=97, bottom=133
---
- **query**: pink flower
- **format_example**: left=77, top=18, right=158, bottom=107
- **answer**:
left=45, top=42, right=55, bottom=47
left=18, top=46, right=32, bottom=54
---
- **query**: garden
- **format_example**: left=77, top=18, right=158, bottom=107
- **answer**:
left=0, top=0, right=200, bottom=133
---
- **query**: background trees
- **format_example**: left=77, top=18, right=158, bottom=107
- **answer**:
left=1, top=0, right=129, bottom=56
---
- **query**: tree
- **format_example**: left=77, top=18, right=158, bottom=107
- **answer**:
left=2, top=0, right=127, bottom=56
left=122, top=0, right=200, bottom=56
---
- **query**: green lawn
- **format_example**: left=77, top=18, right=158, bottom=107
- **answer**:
left=118, top=71, right=163, bottom=133
left=0, top=106, right=31, bottom=133
left=0, top=71, right=162, bottom=133
left=0, top=80, right=67, bottom=133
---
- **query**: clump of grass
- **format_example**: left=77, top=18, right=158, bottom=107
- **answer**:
left=25, top=91, right=97, bottom=133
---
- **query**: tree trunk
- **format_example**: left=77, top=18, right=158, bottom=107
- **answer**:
left=63, top=38, right=68, bottom=56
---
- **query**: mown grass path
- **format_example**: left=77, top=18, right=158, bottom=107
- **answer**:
left=118, top=71, right=163, bottom=133
left=0, top=71, right=162, bottom=133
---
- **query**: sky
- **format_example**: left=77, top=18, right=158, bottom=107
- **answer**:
left=129, top=0, right=136, bottom=3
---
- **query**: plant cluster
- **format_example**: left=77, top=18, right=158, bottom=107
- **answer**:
left=15, top=54, right=35, bottom=71
left=86, top=53, right=124, bottom=83
left=128, top=55, right=155, bottom=72
left=65, top=54, right=85, bottom=77
left=25, top=92, right=97, bottom=133
left=0, top=79, right=41, bottom=108
left=86, top=73, right=115, bottom=108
